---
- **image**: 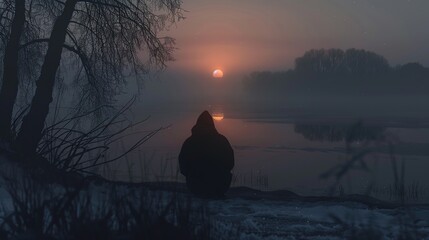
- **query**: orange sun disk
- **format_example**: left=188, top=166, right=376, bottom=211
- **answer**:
left=213, top=69, right=224, bottom=78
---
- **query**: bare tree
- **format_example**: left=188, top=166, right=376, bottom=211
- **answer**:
left=0, top=0, right=25, bottom=140
left=12, top=0, right=182, bottom=155
left=0, top=0, right=50, bottom=141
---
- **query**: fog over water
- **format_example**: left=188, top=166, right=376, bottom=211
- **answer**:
left=107, top=70, right=429, bottom=203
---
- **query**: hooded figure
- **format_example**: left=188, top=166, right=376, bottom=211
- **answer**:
left=179, top=111, right=234, bottom=197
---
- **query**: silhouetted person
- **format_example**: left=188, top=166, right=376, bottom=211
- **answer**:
left=179, top=111, right=234, bottom=197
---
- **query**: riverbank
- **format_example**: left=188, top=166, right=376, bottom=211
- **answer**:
left=1, top=153, right=429, bottom=239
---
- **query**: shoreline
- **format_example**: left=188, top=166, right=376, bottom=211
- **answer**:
left=90, top=178, right=429, bottom=209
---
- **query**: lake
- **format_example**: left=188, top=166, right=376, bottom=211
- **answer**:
left=103, top=104, right=429, bottom=203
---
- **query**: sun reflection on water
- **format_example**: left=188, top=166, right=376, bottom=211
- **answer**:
left=212, top=112, right=224, bottom=121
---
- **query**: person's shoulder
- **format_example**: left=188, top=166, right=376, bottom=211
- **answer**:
left=182, top=136, right=194, bottom=145
left=216, top=133, right=226, bottom=139
left=216, top=134, right=231, bottom=144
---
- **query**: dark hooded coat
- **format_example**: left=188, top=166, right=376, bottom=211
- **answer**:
left=179, top=111, right=234, bottom=197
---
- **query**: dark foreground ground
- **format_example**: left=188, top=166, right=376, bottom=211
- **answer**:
left=93, top=181, right=429, bottom=239
left=1, top=154, right=429, bottom=239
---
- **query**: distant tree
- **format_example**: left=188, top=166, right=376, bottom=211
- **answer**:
left=396, top=62, right=429, bottom=80
left=343, top=49, right=390, bottom=77
left=242, top=48, right=429, bottom=97
left=295, top=48, right=390, bottom=77
left=294, top=49, right=344, bottom=75
left=7, top=0, right=182, bottom=155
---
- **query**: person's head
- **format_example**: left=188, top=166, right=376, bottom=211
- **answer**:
left=192, top=111, right=217, bottom=135
left=196, top=111, right=214, bottom=126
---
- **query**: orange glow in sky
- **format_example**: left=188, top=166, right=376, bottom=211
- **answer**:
left=161, top=0, right=429, bottom=75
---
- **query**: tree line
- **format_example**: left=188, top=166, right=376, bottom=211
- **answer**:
left=0, top=0, right=182, bottom=156
left=243, top=48, right=429, bottom=95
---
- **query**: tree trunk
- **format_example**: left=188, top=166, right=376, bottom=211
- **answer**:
left=0, top=0, right=26, bottom=141
left=14, top=0, right=77, bottom=155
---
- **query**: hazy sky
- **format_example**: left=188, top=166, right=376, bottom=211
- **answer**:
left=163, top=0, right=429, bottom=77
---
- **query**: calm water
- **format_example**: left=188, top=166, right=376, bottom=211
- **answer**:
left=104, top=106, right=429, bottom=201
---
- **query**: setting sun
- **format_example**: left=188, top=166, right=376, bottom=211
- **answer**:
left=212, top=69, right=224, bottom=78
